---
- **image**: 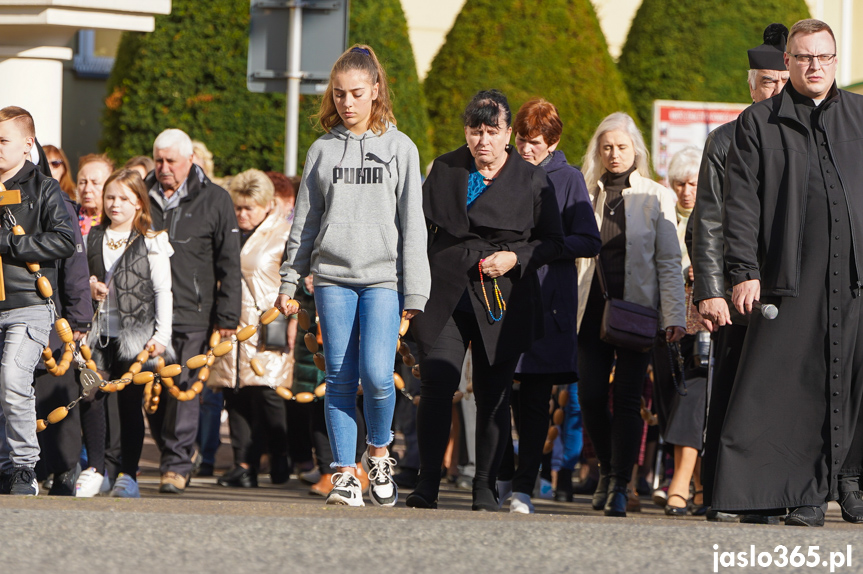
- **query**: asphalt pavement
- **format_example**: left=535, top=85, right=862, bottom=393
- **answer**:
left=2, top=469, right=862, bottom=574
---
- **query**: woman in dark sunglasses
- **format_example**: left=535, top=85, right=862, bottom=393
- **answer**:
left=43, top=144, right=76, bottom=200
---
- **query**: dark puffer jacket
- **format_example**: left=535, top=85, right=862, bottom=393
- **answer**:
left=0, top=161, right=76, bottom=311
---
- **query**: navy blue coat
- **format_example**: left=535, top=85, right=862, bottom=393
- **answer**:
left=45, top=197, right=93, bottom=352
left=515, top=151, right=600, bottom=376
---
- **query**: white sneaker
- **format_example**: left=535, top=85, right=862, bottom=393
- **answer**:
left=75, top=467, right=105, bottom=498
left=497, top=479, right=513, bottom=509
left=110, top=473, right=140, bottom=498
left=361, top=450, right=398, bottom=507
left=510, top=492, right=535, bottom=514
left=326, top=472, right=365, bottom=506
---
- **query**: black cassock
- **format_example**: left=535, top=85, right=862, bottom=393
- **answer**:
left=714, top=89, right=863, bottom=511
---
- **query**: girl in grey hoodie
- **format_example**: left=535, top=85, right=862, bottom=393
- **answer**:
left=275, top=44, right=430, bottom=508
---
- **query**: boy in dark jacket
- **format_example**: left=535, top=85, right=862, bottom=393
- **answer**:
left=0, top=106, right=76, bottom=495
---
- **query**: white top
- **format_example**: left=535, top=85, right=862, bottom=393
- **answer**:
left=102, top=229, right=174, bottom=347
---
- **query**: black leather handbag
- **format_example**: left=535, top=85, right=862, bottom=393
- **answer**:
left=595, top=257, right=659, bottom=353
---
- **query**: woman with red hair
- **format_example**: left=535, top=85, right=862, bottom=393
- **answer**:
left=497, top=98, right=601, bottom=513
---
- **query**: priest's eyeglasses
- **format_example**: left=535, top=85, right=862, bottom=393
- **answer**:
left=789, top=53, right=836, bottom=66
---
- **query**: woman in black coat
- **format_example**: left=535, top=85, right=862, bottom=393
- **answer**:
left=405, top=90, right=564, bottom=511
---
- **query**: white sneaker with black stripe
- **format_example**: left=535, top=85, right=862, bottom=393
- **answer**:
left=325, top=472, right=365, bottom=507
left=362, top=450, right=398, bottom=507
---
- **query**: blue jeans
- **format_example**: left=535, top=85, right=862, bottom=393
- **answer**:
left=316, top=286, right=402, bottom=468
left=197, top=386, right=223, bottom=466
left=560, top=382, right=583, bottom=471
left=0, top=304, right=53, bottom=471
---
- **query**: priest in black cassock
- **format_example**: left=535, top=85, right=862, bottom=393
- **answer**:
left=717, top=18, right=863, bottom=527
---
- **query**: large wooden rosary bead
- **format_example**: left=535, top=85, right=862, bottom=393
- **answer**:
left=261, top=307, right=281, bottom=325
left=236, top=325, right=257, bottom=342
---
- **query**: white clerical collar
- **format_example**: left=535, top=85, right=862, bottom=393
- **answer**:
left=813, top=98, right=825, bottom=106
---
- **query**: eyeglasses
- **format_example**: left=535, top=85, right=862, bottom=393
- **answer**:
left=49, top=160, right=64, bottom=167
left=789, top=53, right=836, bottom=66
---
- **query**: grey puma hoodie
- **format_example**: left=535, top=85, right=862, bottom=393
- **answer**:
left=279, top=123, right=430, bottom=311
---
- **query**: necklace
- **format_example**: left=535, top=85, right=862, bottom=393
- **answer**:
left=605, top=194, right=625, bottom=215
left=478, top=259, right=506, bottom=321
left=105, top=234, right=129, bottom=250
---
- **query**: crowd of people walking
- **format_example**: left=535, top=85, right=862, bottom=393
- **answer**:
left=0, top=18, right=861, bottom=529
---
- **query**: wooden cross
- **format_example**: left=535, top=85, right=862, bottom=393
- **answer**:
left=0, top=182, right=22, bottom=301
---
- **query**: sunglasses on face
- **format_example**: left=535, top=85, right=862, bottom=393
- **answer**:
left=49, top=160, right=64, bottom=167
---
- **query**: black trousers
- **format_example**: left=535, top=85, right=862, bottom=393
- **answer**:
left=145, top=330, right=208, bottom=476
left=577, top=295, right=651, bottom=484
left=222, top=386, right=288, bottom=469
left=499, top=374, right=569, bottom=494
left=416, top=310, right=518, bottom=496
left=34, top=368, right=81, bottom=478
left=284, top=400, right=313, bottom=466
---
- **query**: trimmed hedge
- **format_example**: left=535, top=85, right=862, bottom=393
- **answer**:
left=423, top=0, right=634, bottom=163
left=619, top=0, right=810, bottom=129
left=102, top=0, right=432, bottom=175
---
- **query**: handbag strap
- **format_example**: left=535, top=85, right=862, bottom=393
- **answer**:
left=239, top=272, right=264, bottom=314
left=594, top=256, right=611, bottom=301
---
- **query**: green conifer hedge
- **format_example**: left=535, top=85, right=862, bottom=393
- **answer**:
left=619, top=0, right=810, bottom=129
left=102, top=0, right=431, bottom=175
left=423, top=0, right=633, bottom=163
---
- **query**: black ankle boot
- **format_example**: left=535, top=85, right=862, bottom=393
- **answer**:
left=839, top=475, right=863, bottom=524
left=471, top=486, right=499, bottom=512
left=405, top=477, right=439, bottom=509
left=591, top=472, right=610, bottom=511
left=604, top=479, right=628, bottom=517
left=555, top=469, right=573, bottom=502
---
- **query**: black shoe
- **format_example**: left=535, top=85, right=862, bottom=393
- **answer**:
left=9, top=467, right=38, bottom=496
left=706, top=508, right=740, bottom=522
left=591, top=473, right=610, bottom=511
left=0, top=469, right=12, bottom=495
left=49, top=464, right=80, bottom=497
left=393, top=467, right=419, bottom=489
left=604, top=481, right=628, bottom=517
left=471, top=487, right=498, bottom=512
left=555, top=469, right=573, bottom=502
left=193, top=462, right=214, bottom=478
left=217, top=465, right=258, bottom=488
left=664, top=493, right=690, bottom=516
left=270, top=456, right=291, bottom=485
left=839, top=491, right=863, bottom=523
left=405, top=489, right=438, bottom=509
left=785, top=505, right=826, bottom=527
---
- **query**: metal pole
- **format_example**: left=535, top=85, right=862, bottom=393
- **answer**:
left=284, top=1, right=303, bottom=176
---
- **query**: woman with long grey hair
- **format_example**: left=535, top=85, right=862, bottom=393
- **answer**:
left=576, top=112, right=685, bottom=517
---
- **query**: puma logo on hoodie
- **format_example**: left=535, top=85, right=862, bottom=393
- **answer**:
left=332, top=166, right=385, bottom=184
left=331, top=153, right=394, bottom=184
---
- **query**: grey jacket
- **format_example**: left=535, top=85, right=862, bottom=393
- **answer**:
left=279, top=123, right=430, bottom=311
left=576, top=170, right=686, bottom=331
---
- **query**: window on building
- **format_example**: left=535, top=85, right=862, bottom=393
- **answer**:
left=73, top=29, right=123, bottom=79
